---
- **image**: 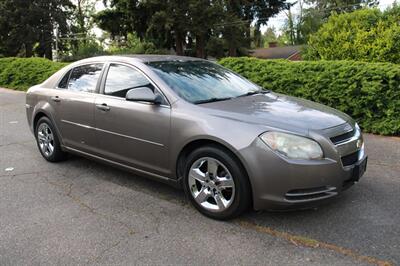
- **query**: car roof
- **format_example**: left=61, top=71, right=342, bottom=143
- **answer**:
left=74, top=54, right=205, bottom=65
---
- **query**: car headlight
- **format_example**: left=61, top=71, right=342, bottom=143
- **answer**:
left=260, top=132, right=323, bottom=160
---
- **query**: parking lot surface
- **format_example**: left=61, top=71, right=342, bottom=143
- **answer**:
left=1, top=88, right=399, bottom=265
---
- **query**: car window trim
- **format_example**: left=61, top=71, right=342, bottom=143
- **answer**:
left=99, top=61, right=171, bottom=108
left=56, top=69, right=72, bottom=90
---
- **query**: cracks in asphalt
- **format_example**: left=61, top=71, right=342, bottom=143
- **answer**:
left=0, top=170, right=54, bottom=179
left=40, top=173, right=137, bottom=262
left=90, top=225, right=137, bottom=264
left=42, top=174, right=135, bottom=234
left=236, top=220, right=394, bottom=266
left=91, top=238, right=125, bottom=264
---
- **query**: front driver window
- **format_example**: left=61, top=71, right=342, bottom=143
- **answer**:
left=104, top=64, right=152, bottom=98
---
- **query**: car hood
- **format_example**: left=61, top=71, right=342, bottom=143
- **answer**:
left=201, top=93, right=351, bottom=131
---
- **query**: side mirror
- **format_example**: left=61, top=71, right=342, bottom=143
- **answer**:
left=126, top=87, right=163, bottom=105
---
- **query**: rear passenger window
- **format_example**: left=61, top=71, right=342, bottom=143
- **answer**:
left=58, top=70, right=71, bottom=89
left=68, top=64, right=103, bottom=93
left=104, top=64, right=151, bottom=98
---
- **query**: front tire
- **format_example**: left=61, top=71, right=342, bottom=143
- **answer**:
left=35, top=116, right=67, bottom=162
left=183, top=145, right=251, bottom=220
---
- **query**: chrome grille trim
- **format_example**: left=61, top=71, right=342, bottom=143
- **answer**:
left=335, top=128, right=361, bottom=147
left=330, top=129, right=356, bottom=145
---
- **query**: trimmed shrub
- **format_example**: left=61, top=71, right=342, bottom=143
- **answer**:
left=219, top=57, right=400, bottom=135
left=0, top=57, right=67, bottom=91
left=0, top=57, right=399, bottom=135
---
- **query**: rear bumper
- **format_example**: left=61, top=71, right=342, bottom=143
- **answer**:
left=239, top=138, right=367, bottom=211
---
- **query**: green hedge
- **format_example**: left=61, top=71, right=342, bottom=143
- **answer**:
left=0, top=57, right=67, bottom=91
left=219, top=57, right=400, bottom=135
left=0, top=57, right=399, bottom=135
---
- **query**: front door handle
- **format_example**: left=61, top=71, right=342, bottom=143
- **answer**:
left=51, top=96, right=61, bottom=102
left=96, top=103, right=110, bottom=111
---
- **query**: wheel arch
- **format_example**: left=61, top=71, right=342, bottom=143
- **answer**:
left=33, top=111, right=48, bottom=132
left=32, top=110, right=64, bottom=146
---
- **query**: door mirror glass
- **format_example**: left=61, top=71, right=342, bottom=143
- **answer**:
left=126, top=87, right=162, bottom=104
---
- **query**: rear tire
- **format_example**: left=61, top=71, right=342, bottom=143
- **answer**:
left=183, top=145, right=251, bottom=220
left=35, top=116, right=68, bottom=162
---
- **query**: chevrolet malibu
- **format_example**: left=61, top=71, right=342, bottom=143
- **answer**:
left=26, top=55, right=367, bottom=220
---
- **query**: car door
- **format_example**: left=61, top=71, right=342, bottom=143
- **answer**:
left=52, top=63, right=104, bottom=153
left=94, top=63, right=171, bottom=176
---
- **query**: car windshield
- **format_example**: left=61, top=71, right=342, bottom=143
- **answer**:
left=146, top=60, right=262, bottom=104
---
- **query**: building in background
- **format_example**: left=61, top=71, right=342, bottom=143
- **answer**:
left=250, top=43, right=303, bottom=61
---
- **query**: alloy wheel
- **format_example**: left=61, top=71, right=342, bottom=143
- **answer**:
left=188, top=157, right=235, bottom=212
left=37, top=123, right=55, bottom=157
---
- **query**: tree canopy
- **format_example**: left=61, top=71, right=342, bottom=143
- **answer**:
left=3, top=0, right=394, bottom=61
left=94, top=0, right=288, bottom=58
left=0, top=0, right=74, bottom=59
left=281, top=0, right=379, bottom=45
left=304, top=4, right=400, bottom=63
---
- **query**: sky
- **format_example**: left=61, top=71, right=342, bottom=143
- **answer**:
left=262, top=0, right=398, bottom=33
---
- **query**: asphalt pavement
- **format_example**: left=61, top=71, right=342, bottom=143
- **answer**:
left=0, top=88, right=399, bottom=265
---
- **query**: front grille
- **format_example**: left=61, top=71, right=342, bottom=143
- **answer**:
left=341, top=151, right=359, bottom=166
left=285, top=186, right=337, bottom=201
left=330, top=129, right=355, bottom=144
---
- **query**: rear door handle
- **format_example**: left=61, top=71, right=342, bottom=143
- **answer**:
left=51, top=96, right=61, bottom=102
left=96, top=103, right=110, bottom=111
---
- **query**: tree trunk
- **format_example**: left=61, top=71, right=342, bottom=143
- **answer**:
left=43, top=25, right=53, bottom=60
left=243, top=7, right=252, bottom=48
left=254, top=25, right=262, bottom=48
left=196, top=34, right=206, bottom=58
left=77, top=0, right=85, bottom=31
left=175, top=31, right=184, bottom=56
left=77, top=0, right=87, bottom=44
left=44, top=44, right=52, bottom=60
left=245, top=22, right=251, bottom=48
left=228, top=44, right=236, bottom=57
left=25, top=43, right=33, bottom=57
left=187, top=36, right=193, bottom=50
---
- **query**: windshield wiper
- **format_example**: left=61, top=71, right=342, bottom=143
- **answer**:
left=194, top=89, right=270, bottom=104
left=236, top=89, right=270, bottom=98
left=194, top=97, right=233, bottom=104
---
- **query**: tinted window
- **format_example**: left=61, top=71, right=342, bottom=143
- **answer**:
left=147, top=61, right=261, bottom=104
left=104, top=64, right=151, bottom=98
left=68, top=64, right=103, bottom=93
left=58, top=70, right=71, bottom=89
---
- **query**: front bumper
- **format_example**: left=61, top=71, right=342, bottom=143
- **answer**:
left=240, top=130, right=367, bottom=211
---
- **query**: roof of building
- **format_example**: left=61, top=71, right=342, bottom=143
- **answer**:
left=250, top=45, right=303, bottom=60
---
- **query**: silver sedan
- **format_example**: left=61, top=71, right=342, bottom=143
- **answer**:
left=26, top=55, right=367, bottom=220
